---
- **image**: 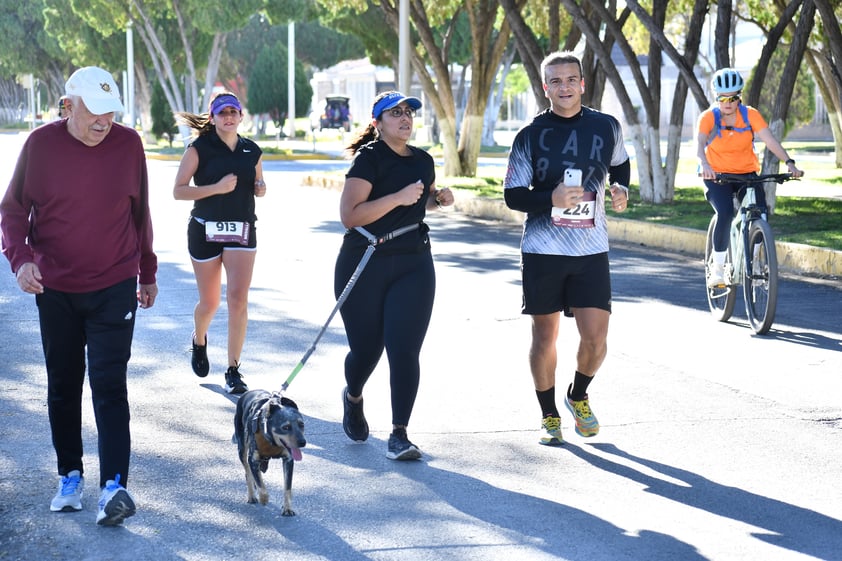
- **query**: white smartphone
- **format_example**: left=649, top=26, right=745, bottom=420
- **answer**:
left=564, top=168, right=583, bottom=187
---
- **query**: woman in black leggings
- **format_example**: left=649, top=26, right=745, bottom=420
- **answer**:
left=335, top=91, right=453, bottom=460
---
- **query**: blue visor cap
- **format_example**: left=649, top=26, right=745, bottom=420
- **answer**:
left=371, top=92, right=422, bottom=118
left=210, top=95, right=242, bottom=115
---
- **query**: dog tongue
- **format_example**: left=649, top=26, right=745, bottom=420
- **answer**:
left=291, top=447, right=303, bottom=461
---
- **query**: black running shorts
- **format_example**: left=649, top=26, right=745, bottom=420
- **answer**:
left=187, top=217, right=257, bottom=261
left=521, top=252, right=611, bottom=317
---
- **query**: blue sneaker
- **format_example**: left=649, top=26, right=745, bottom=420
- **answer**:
left=50, top=470, right=84, bottom=512
left=96, top=474, right=136, bottom=526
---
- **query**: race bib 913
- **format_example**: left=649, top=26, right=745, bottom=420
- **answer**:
left=205, top=220, right=250, bottom=244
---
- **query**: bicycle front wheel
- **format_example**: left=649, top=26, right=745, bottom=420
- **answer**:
left=705, top=215, right=735, bottom=322
left=743, top=219, right=778, bottom=335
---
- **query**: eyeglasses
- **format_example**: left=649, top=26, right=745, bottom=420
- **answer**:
left=717, top=94, right=741, bottom=103
left=386, top=107, right=417, bottom=118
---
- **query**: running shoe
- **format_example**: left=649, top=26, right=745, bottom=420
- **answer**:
left=565, top=385, right=600, bottom=437
left=539, top=415, right=564, bottom=446
left=50, top=470, right=84, bottom=512
left=191, top=333, right=209, bottom=377
left=225, top=364, right=248, bottom=395
left=386, top=427, right=422, bottom=461
left=96, top=475, right=136, bottom=526
left=342, top=387, right=369, bottom=442
left=707, top=262, right=726, bottom=288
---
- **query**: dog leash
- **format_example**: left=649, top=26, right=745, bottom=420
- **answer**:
left=278, top=223, right=421, bottom=394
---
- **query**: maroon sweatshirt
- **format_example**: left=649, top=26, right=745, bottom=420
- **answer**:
left=0, top=119, right=156, bottom=292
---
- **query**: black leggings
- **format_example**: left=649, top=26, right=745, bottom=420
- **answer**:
left=704, top=177, right=767, bottom=252
left=334, top=249, right=435, bottom=427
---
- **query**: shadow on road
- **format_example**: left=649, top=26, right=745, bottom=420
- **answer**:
left=570, top=442, right=842, bottom=561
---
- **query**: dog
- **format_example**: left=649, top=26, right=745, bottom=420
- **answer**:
left=233, top=390, right=306, bottom=516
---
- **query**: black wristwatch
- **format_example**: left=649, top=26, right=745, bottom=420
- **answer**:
left=785, top=158, right=796, bottom=165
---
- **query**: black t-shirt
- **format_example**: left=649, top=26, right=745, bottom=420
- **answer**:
left=189, top=130, right=262, bottom=223
left=340, top=140, right=436, bottom=256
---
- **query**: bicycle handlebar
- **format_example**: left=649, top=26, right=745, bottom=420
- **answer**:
left=715, top=172, right=797, bottom=184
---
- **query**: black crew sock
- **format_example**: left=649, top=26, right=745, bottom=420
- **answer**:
left=569, top=371, right=593, bottom=401
left=536, top=387, right=559, bottom=418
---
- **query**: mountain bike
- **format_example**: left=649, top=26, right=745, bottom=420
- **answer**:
left=704, top=172, right=798, bottom=335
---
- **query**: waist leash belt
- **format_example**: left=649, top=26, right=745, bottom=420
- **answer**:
left=278, top=223, right=422, bottom=394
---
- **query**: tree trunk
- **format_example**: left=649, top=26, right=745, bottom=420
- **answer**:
left=132, top=0, right=187, bottom=115
left=745, top=0, right=802, bottom=107
left=715, top=0, right=733, bottom=68
left=202, top=34, right=227, bottom=110
left=500, top=0, right=546, bottom=109
left=761, top=0, right=815, bottom=213
left=482, top=45, right=516, bottom=146
left=455, top=0, right=512, bottom=177
left=813, top=0, right=842, bottom=167
left=664, top=0, right=709, bottom=198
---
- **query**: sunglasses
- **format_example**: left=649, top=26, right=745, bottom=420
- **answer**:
left=386, top=107, right=417, bottom=118
left=717, top=94, right=741, bottom=103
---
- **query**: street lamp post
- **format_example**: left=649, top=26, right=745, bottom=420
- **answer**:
left=399, top=0, right=409, bottom=92
left=287, top=21, right=295, bottom=139
left=126, top=20, right=135, bottom=129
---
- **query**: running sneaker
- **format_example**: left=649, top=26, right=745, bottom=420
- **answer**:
left=565, top=385, right=600, bottom=437
left=191, top=333, right=209, bottom=377
left=50, top=470, right=84, bottom=512
left=539, top=415, right=564, bottom=446
left=386, top=427, right=422, bottom=461
left=96, top=475, right=136, bottom=526
left=707, top=262, right=726, bottom=288
left=342, top=387, right=369, bottom=442
left=225, top=364, right=248, bottom=395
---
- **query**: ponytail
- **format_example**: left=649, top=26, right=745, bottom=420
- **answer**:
left=344, top=123, right=379, bottom=158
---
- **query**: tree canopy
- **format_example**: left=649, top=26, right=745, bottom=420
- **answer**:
left=247, top=41, right=313, bottom=129
left=1, top=0, right=840, bottom=188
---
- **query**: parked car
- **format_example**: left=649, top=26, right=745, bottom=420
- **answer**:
left=312, top=95, right=352, bottom=132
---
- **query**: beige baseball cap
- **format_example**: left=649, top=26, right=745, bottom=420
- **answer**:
left=65, top=66, right=125, bottom=115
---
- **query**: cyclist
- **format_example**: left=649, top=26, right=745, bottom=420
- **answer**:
left=696, top=67, right=803, bottom=287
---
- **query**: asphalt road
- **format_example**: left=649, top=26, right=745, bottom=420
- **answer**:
left=1, top=149, right=841, bottom=561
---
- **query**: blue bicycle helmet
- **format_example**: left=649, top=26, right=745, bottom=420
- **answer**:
left=711, top=68, right=744, bottom=94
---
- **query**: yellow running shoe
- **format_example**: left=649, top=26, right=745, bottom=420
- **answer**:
left=565, top=386, right=600, bottom=437
left=539, top=415, right=564, bottom=446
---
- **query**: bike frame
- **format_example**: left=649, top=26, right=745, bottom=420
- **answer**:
left=727, top=186, right=764, bottom=285
left=705, top=173, right=795, bottom=335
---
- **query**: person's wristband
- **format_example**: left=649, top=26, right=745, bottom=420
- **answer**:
left=785, top=158, right=795, bottom=166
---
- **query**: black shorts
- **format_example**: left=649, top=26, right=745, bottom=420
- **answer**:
left=521, top=252, right=612, bottom=317
left=187, top=217, right=257, bottom=261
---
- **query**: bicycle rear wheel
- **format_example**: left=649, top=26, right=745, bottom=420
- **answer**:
left=743, top=219, right=778, bottom=335
left=705, top=216, right=736, bottom=321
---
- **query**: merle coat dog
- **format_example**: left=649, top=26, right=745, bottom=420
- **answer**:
left=234, top=390, right=306, bottom=516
